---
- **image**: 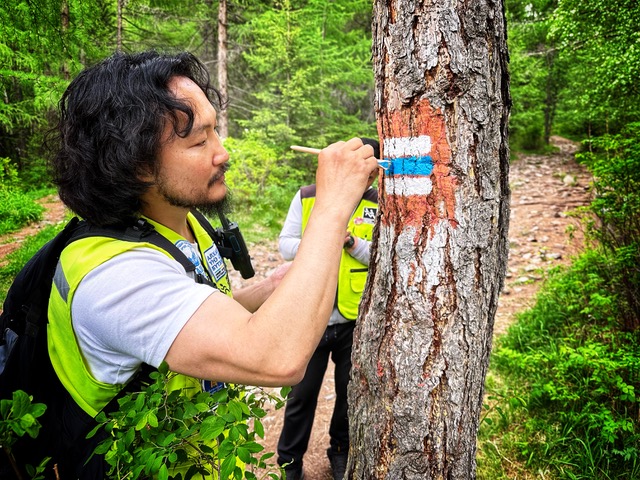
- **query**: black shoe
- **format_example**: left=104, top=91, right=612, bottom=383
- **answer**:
left=327, top=448, right=348, bottom=480
left=283, top=466, right=305, bottom=480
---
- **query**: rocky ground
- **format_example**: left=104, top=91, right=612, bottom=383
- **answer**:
left=0, top=136, right=593, bottom=479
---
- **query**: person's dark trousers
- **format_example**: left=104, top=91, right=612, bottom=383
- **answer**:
left=277, top=322, right=355, bottom=472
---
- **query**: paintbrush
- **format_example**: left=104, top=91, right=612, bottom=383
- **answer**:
left=290, top=145, right=389, bottom=169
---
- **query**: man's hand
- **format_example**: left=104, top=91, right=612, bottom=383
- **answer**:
left=267, top=261, right=292, bottom=290
left=314, top=138, right=378, bottom=225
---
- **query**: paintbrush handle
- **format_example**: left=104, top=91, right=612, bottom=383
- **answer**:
left=290, top=144, right=389, bottom=169
left=290, top=145, right=322, bottom=154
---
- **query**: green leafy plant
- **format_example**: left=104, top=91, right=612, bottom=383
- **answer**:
left=575, top=122, right=640, bottom=331
left=485, top=251, right=640, bottom=479
left=0, top=158, right=44, bottom=235
left=0, top=390, right=49, bottom=480
left=90, top=363, right=289, bottom=480
left=222, top=136, right=308, bottom=243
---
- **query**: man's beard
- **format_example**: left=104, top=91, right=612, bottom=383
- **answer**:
left=194, top=191, right=232, bottom=218
left=157, top=166, right=233, bottom=218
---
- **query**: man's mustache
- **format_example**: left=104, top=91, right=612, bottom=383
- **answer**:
left=208, top=163, right=229, bottom=187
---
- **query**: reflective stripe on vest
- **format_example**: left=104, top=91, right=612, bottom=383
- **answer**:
left=300, top=185, right=378, bottom=320
left=48, top=212, right=230, bottom=417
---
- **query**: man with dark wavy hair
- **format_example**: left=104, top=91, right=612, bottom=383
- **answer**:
left=33, top=50, right=378, bottom=478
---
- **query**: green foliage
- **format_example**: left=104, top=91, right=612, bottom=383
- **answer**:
left=0, top=391, right=46, bottom=450
left=235, top=0, right=376, bottom=150
left=550, top=0, right=640, bottom=136
left=0, top=158, right=44, bottom=235
left=505, top=0, right=565, bottom=152
left=485, top=250, right=640, bottom=479
left=0, top=1, right=95, bottom=186
left=0, top=222, right=63, bottom=305
left=223, top=136, right=309, bottom=243
left=575, top=123, right=640, bottom=330
left=0, top=390, right=50, bottom=479
left=0, top=188, right=43, bottom=236
left=118, top=0, right=213, bottom=53
left=91, top=363, right=289, bottom=479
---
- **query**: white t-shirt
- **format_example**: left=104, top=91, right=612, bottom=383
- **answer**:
left=71, top=247, right=217, bottom=385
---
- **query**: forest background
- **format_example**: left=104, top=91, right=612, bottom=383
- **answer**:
left=0, top=0, right=638, bottom=479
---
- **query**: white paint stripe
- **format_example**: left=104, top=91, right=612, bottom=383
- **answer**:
left=383, top=135, right=432, bottom=158
left=386, top=176, right=433, bottom=196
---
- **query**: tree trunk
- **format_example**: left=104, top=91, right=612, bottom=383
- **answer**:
left=60, top=0, right=70, bottom=79
left=116, top=0, right=125, bottom=52
left=543, top=49, right=558, bottom=145
left=217, top=0, right=229, bottom=139
left=348, top=0, right=511, bottom=478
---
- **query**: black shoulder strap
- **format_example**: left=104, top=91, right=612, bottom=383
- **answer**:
left=71, top=218, right=198, bottom=274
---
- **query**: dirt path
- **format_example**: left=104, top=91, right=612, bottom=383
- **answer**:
left=0, top=136, right=592, bottom=479
left=0, top=194, right=67, bottom=266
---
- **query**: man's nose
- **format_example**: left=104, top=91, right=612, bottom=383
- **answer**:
left=213, top=140, right=229, bottom=165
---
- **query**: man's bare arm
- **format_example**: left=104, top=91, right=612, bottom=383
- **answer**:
left=165, top=138, right=378, bottom=386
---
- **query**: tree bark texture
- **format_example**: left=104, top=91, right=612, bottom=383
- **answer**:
left=217, top=0, right=229, bottom=139
left=116, top=0, right=125, bottom=53
left=348, top=0, right=511, bottom=479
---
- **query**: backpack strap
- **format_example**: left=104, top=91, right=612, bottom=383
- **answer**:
left=70, top=217, right=219, bottom=287
left=70, top=218, right=196, bottom=274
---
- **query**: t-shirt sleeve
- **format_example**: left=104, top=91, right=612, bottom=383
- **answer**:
left=72, top=247, right=218, bottom=384
left=278, top=190, right=302, bottom=261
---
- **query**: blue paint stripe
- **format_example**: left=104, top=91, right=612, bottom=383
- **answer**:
left=383, top=155, right=434, bottom=176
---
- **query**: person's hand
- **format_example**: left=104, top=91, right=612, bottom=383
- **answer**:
left=314, top=138, right=378, bottom=222
left=267, top=261, right=292, bottom=290
left=344, top=232, right=356, bottom=251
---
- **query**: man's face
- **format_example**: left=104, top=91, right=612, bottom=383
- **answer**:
left=152, top=76, right=230, bottom=213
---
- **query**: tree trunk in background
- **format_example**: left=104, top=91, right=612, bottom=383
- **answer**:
left=543, top=49, right=558, bottom=145
left=202, top=0, right=215, bottom=61
left=60, top=0, right=70, bottom=79
left=116, top=0, right=125, bottom=52
left=217, top=0, right=229, bottom=139
left=348, top=0, right=511, bottom=478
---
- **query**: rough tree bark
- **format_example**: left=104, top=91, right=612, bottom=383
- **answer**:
left=116, top=0, right=125, bottom=52
left=217, top=0, right=229, bottom=139
left=348, top=0, right=511, bottom=479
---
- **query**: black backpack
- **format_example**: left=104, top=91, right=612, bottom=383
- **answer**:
left=0, top=212, right=253, bottom=479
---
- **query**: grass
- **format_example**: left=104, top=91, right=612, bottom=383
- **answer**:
left=0, top=188, right=45, bottom=236
left=0, top=223, right=64, bottom=305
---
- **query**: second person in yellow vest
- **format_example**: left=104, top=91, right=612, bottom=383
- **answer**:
left=276, top=138, right=380, bottom=480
